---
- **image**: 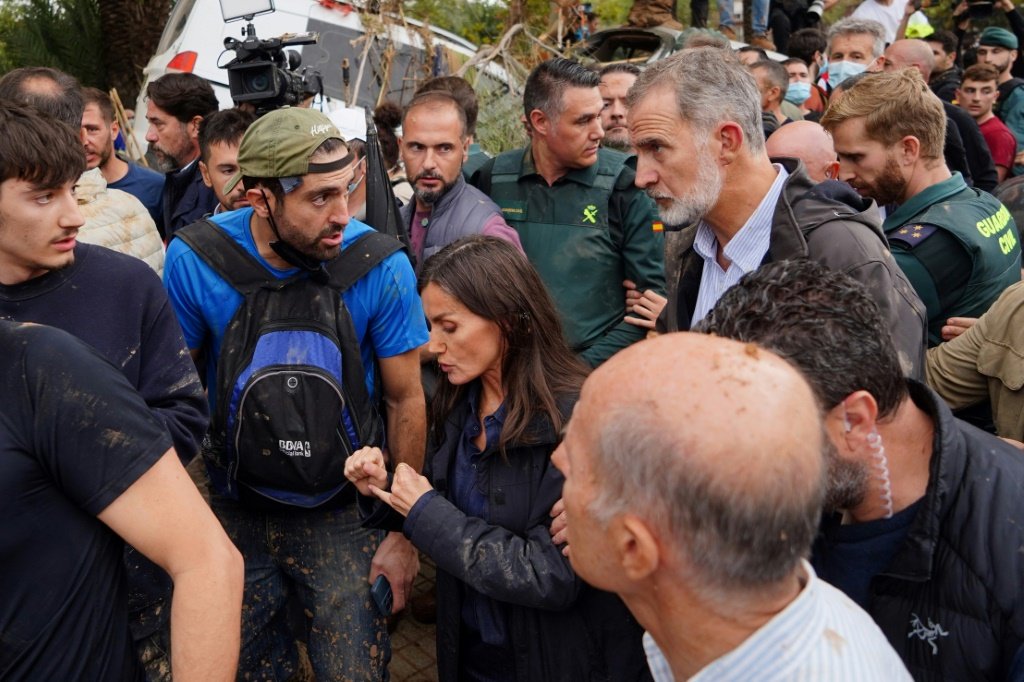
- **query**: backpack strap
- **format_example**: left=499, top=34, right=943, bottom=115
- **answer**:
left=326, top=231, right=403, bottom=292
left=174, top=219, right=282, bottom=294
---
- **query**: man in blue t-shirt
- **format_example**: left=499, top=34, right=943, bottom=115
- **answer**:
left=164, top=107, right=428, bottom=680
left=82, top=87, right=164, bottom=225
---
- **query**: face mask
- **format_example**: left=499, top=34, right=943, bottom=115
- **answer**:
left=827, top=60, right=867, bottom=87
left=785, top=82, right=812, bottom=105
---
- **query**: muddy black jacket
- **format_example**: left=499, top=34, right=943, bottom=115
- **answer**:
left=664, top=158, right=928, bottom=378
left=365, top=393, right=650, bottom=682
left=815, top=383, right=1024, bottom=681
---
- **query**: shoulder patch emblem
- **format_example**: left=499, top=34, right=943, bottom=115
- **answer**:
left=889, top=224, right=938, bottom=248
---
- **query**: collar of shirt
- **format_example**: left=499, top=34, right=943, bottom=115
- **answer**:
left=465, top=382, right=508, bottom=429
left=881, top=172, right=967, bottom=232
left=643, top=559, right=821, bottom=682
left=693, top=164, right=788, bottom=271
left=520, top=144, right=602, bottom=187
left=690, top=164, right=788, bottom=326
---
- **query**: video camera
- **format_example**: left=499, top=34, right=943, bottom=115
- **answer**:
left=219, top=0, right=323, bottom=115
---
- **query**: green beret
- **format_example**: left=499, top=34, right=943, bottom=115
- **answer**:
left=979, top=26, right=1019, bottom=50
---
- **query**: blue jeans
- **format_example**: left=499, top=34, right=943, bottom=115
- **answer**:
left=212, top=498, right=389, bottom=681
left=719, top=0, right=769, bottom=34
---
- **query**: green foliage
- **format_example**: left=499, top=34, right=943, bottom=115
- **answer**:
left=0, top=0, right=105, bottom=87
left=408, top=0, right=506, bottom=45
left=408, top=0, right=559, bottom=45
left=593, top=0, right=691, bottom=27
left=451, top=0, right=508, bottom=45
left=593, top=0, right=632, bottom=27
left=476, top=85, right=528, bottom=154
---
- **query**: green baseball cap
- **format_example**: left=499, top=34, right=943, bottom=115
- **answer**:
left=224, top=106, right=353, bottom=196
left=979, top=26, right=1019, bottom=50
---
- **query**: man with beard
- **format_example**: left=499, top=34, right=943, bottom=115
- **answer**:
left=699, top=258, right=1024, bottom=681
left=164, top=107, right=428, bottom=680
left=81, top=87, right=164, bottom=225
left=977, top=26, right=1024, bottom=170
left=398, top=91, right=521, bottom=270
left=878, top=38, right=999, bottom=193
left=598, top=63, right=640, bottom=153
left=625, top=47, right=927, bottom=377
left=473, top=58, right=664, bottom=368
left=145, top=73, right=219, bottom=238
left=822, top=69, right=1021, bottom=347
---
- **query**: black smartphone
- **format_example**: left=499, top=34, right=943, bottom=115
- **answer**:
left=371, top=574, right=393, bottom=617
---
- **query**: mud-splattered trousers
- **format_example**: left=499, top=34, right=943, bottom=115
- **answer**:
left=213, top=496, right=389, bottom=681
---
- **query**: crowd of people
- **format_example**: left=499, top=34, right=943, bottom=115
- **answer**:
left=2, top=2, right=1024, bottom=680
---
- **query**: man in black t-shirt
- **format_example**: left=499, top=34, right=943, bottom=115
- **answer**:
left=0, top=320, right=243, bottom=680
left=0, top=86, right=209, bottom=678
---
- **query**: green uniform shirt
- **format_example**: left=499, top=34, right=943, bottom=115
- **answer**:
left=884, top=173, right=1021, bottom=345
left=478, top=146, right=665, bottom=367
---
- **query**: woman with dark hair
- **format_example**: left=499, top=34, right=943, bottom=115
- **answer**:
left=346, top=236, right=641, bottom=681
left=372, top=100, right=413, bottom=204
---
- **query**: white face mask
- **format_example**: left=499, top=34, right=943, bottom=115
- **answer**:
left=826, top=60, right=868, bottom=87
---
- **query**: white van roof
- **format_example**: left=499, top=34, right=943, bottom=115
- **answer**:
left=133, top=0, right=511, bottom=145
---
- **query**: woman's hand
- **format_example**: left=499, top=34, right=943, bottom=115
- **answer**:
left=372, top=462, right=434, bottom=517
left=344, top=446, right=388, bottom=497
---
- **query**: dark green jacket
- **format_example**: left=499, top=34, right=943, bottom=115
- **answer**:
left=884, top=174, right=1022, bottom=346
left=472, top=146, right=665, bottom=367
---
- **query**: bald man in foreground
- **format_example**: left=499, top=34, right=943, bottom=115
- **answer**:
left=765, top=120, right=840, bottom=183
left=552, top=333, right=911, bottom=681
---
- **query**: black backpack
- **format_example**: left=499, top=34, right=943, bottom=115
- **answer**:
left=175, top=220, right=403, bottom=508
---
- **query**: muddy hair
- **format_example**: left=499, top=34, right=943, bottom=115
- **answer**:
left=0, top=101, right=85, bottom=189
left=697, top=259, right=907, bottom=419
left=418, top=236, right=589, bottom=451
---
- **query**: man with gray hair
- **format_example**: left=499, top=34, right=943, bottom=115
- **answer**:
left=824, top=18, right=886, bottom=91
left=552, top=332, right=912, bottom=681
left=624, top=47, right=927, bottom=377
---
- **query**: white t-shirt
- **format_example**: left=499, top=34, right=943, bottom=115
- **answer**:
left=851, top=0, right=909, bottom=43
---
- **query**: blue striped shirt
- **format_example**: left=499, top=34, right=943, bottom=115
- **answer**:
left=690, top=165, right=788, bottom=327
left=643, top=561, right=912, bottom=681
